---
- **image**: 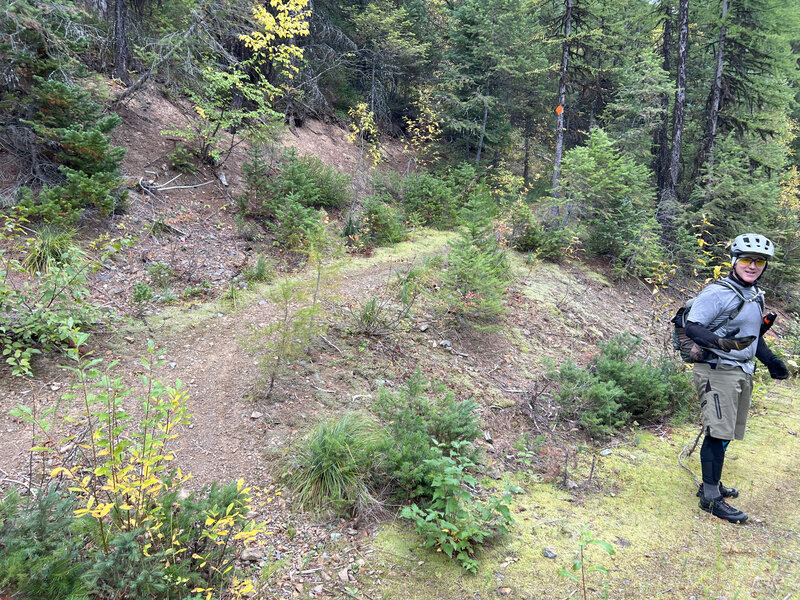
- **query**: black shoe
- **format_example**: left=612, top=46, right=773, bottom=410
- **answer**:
left=698, top=497, right=748, bottom=524
left=696, top=482, right=739, bottom=499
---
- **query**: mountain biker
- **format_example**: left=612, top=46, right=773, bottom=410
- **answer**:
left=684, top=233, right=789, bottom=524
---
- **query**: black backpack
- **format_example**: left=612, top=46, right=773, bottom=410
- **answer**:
left=671, top=280, right=764, bottom=363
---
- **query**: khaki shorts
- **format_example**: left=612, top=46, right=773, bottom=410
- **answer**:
left=693, top=362, right=753, bottom=441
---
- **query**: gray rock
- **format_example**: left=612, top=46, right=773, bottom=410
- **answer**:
left=542, top=548, right=557, bottom=559
left=240, top=548, right=264, bottom=562
left=600, top=449, right=613, bottom=456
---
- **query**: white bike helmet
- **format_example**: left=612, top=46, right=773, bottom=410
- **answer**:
left=730, top=233, right=775, bottom=259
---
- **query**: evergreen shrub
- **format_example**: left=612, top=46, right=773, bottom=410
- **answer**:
left=268, top=149, right=350, bottom=210
left=374, top=370, right=481, bottom=499
left=131, top=281, right=154, bottom=304
left=442, top=196, right=509, bottom=324
left=270, top=193, right=326, bottom=250
left=3, top=344, right=264, bottom=599
left=506, top=201, right=573, bottom=260
left=560, top=127, right=662, bottom=277
left=241, top=144, right=277, bottom=215
left=167, top=144, right=197, bottom=174
left=402, top=172, right=457, bottom=229
left=550, top=333, right=693, bottom=438
left=16, top=78, right=128, bottom=225
left=361, top=195, right=407, bottom=246
left=0, top=490, right=88, bottom=600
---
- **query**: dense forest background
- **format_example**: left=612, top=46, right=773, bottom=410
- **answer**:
left=2, top=0, right=800, bottom=298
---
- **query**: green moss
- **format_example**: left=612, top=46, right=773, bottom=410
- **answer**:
left=363, top=381, right=800, bottom=599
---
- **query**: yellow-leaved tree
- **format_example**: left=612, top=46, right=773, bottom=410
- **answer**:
left=164, top=1, right=311, bottom=165
left=240, top=0, right=310, bottom=82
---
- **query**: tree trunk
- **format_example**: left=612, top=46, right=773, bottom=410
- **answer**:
left=475, top=99, right=488, bottom=167
left=552, top=0, right=573, bottom=199
left=654, top=11, right=672, bottom=196
left=693, top=0, right=728, bottom=192
left=667, top=0, right=688, bottom=193
left=113, top=0, right=130, bottom=84
left=523, top=113, right=531, bottom=182
left=656, top=0, right=687, bottom=242
left=370, top=56, right=377, bottom=114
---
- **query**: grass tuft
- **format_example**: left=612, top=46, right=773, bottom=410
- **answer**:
left=284, top=413, right=380, bottom=517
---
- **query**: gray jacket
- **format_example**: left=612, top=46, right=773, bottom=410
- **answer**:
left=686, top=276, right=764, bottom=374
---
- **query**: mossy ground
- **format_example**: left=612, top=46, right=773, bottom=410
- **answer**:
left=364, top=382, right=800, bottom=599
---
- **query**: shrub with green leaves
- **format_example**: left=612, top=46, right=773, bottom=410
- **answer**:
left=400, top=444, right=517, bottom=573
left=374, top=370, right=481, bottom=499
left=3, top=340, right=264, bottom=600
left=284, top=413, right=380, bottom=517
left=550, top=333, right=693, bottom=438
left=1, top=241, right=103, bottom=376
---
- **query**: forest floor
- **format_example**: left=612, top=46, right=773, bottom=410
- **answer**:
left=1, top=86, right=798, bottom=599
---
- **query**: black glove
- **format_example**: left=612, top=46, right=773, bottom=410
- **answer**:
left=767, top=359, right=790, bottom=380
left=715, top=328, right=757, bottom=351
left=760, top=313, right=777, bottom=336
left=716, top=336, right=757, bottom=351
left=685, top=322, right=756, bottom=352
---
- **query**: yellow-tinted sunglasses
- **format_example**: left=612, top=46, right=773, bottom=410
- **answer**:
left=737, top=256, right=767, bottom=267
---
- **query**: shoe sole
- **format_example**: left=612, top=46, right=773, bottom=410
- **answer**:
left=699, top=502, right=748, bottom=524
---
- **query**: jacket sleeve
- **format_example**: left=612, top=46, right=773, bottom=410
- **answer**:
left=685, top=321, right=720, bottom=349
left=755, top=336, right=778, bottom=364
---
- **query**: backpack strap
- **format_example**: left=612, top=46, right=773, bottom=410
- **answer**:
left=712, top=280, right=764, bottom=323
